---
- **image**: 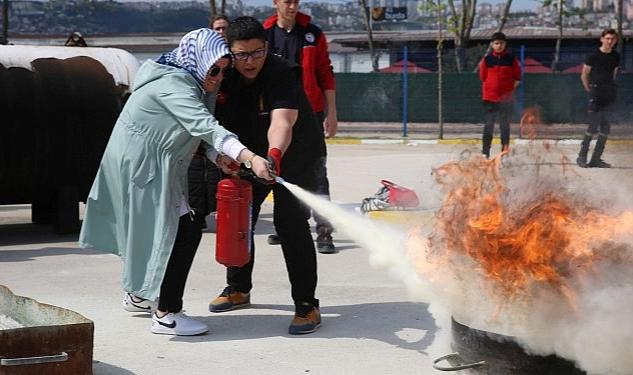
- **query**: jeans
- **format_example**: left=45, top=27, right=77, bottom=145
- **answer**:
left=313, top=112, right=333, bottom=234
left=482, top=100, right=513, bottom=157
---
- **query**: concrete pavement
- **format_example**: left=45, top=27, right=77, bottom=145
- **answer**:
left=2, top=142, right=633, bottom=375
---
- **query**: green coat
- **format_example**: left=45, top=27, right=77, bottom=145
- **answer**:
left=79, top=60, right=234, bottom=300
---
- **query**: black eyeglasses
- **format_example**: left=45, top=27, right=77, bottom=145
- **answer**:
left=207, top=65, right=225, bottom=77
left=231, top=48, right=266, bottom=61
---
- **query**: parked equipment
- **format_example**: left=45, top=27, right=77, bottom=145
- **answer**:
left=0, top=45, right=138, bottom=233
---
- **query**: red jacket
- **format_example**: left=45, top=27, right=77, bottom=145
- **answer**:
left=479, top=50, right=521, bottom=102
left=263, top=12, right=335, bottom=113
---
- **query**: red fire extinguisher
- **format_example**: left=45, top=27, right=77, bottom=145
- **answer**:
left=215, top=176, right=252, bottom=267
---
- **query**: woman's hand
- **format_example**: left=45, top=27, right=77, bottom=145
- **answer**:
left=216, top=155, right=240, bottom=175
left=249, top=155, right=274, bottom=182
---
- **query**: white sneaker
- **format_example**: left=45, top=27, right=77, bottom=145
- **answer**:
left=123, top=292, right=157, bottom=313
left=151, top=312, right=209, bottom=336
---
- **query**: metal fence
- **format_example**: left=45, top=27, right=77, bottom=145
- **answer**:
left=336, top=43, right=632, bottom=127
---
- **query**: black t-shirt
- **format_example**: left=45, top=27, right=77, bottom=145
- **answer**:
left=271, top=25, right=301, bottom=64
left=215, top=55, right=325, bottom=182
left=585, top=49, right=620, bottom=86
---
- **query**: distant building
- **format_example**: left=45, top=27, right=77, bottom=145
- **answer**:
left=593, top=0, right=609, bottom=11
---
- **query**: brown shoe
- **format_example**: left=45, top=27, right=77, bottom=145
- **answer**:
left=208, top=286, right=250, bottom=313
left=288, top=307, right=321, bottom=335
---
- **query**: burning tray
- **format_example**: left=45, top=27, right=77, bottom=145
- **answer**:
left=433, top=317, right=587, bottom=375
left=0, top=285, right=93, bottom=375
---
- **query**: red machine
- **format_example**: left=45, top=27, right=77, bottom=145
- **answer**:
left=215, top=177, right=252, bottom=267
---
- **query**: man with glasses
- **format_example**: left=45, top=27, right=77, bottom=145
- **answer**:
left=208, top=16, right=325, bottom=335
left=263, top=0, right=338, bottom=254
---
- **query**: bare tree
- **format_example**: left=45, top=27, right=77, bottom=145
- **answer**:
left=209, top=0, right=218, bottom=18
left=421, top=0, right=447, bottom=137
left=496, top=0, right=513, bottom=32
left=615, top=0, right=624, bottom=55
left=446, top=0, right=477, bottom=72
left=358, top=0, right=380, bottom=72
left=1, top=0, right=8, bottom=45
left=549, top=0, right=564, bottom=71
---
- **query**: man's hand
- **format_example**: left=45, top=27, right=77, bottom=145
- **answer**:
left=324, top=111, right=338, bottom=138
left=216, top=155, right=240, bottom=175
left=267, top=148, right=282, bottom=177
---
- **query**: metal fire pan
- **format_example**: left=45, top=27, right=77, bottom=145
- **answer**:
left=432, top=317, right=587, bottom=375
left=0, top=285, right=94, bottom=375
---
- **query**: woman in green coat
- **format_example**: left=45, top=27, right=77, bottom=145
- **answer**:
left=79, top=29, right=272, bottom=336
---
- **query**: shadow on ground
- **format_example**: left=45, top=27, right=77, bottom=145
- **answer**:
left=0, top=246, right=102, bottom=262
left=168, top=302, right=437, bottom=354
left=93, top=360, right=137, bottom=375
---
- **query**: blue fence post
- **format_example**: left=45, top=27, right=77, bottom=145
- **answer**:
left=519, top=45, right=525, bottom=125
left=402, top=45, right=409, bottom=137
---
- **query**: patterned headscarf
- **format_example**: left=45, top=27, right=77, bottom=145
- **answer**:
left=157, top=28, right=230, bottom=85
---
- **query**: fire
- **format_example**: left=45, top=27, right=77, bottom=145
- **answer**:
left=416, top=153, right=633, bottom=307
left=520, top=106, right=542, bottom=140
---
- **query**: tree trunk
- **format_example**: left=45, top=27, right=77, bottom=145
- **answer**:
left=446, top=0, right=477, bottom=72
left=437, top=3, right=444, bottom=139
left=615, top=0, right=624, bottom=55
left=551, top=0, right=563, bottom=71
left=221, top=0, right=227, bottom=16
left=359, top=0, right=379, bottom=72
left=1, top=0, right=8, bottom=45
left=209, top=0, right=217, bottom=18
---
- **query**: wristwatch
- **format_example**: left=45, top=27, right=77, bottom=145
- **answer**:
left=244, top=154, right=255, bottom=169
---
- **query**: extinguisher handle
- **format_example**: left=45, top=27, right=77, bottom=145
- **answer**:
left=237, top=168, right=275, bottom=186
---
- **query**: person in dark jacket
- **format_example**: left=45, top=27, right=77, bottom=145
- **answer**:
left=208, top=17, right=325, bottom=335
left=479, top=32, right=521, bottom=158
left=576, top=28, right=620, bottom=168
left=263, top=1, right=338, bottom=253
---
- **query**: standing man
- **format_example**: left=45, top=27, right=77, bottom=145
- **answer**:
left=208, top=17, right=325, bottom=335
left=479, top=32, right=521, bottom=158
left=577, top=28, right=620, bottom=168
left=263, top=0, right=338, bottom=253
left=210, top=15, right=230, bottom=39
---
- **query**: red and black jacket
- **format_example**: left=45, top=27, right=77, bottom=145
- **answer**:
left=479, top=50, right=521, bottom=103
left=263, top=12, right=335, bottom=113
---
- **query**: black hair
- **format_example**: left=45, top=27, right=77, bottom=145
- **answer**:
left=490, top=32, right=507, bottom=42
left=226, top=16, right=266, bottom=46
left=601, top=28, right=618, bottom=38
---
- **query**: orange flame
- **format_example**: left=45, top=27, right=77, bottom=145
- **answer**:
left=520, top=106, right=542, bottom=140
left=422, top=154, right=633, bottom=307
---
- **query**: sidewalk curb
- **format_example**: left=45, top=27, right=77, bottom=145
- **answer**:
left=327, top=138, right=633, bottom=145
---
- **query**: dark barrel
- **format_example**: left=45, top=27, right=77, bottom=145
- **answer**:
left=0, top=54, right=129, bottom=233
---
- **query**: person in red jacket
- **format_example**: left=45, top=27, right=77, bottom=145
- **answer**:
left=479, top=32, right=521, bottom=158
left=263, top=0, right=338, bottom=254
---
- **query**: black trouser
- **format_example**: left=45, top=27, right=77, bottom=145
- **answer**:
left=579, top=89, right=614, bottom=161
left=227, top=172, right=319, bottom=313
left=313, top=111, right=333, bottom=234
left=482, top=100, right=513, bottom=157
left=158, top=213, right=203, bottom=313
